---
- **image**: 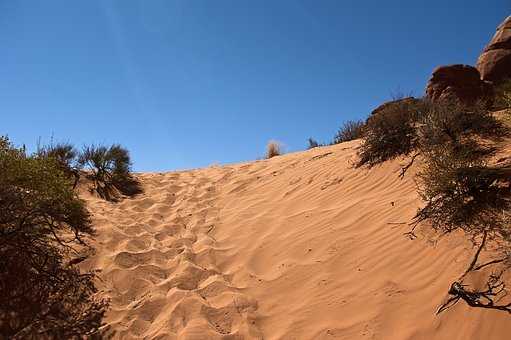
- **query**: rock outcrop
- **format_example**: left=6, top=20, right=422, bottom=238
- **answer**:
left=477, top=16, right=511, bottom=84
left=425, top=64, right=492, bottom=104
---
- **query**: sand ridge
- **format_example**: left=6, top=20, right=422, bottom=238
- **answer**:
left=83, top=141, right=511, bottom=339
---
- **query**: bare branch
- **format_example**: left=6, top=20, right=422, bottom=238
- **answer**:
left=399, top=152, right=420, bottom=179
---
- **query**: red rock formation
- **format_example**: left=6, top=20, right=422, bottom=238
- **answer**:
left=425, top=64, right=492, bottom=104
left=477, top=16, right=511, bottom=84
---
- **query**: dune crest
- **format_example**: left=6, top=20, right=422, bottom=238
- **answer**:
left=84, top=141, right=511, bottom=339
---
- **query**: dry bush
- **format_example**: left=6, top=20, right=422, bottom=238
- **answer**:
left=307, top=138, right=319, bottom=149
left=415, top=142, right=511, bottom=238
left=411, top=101, right=511, bottom=314
left=333, top=119, right=365, bottom=144
left=414, top=100, right=509, bottom=237
left=351, top=95, right=511, bottom=314
left=78, top=144, right=142, bottom=200
left=418, top=100, right=506, bottom=151
left=266, top=140, right=282, bottom=159
left=357, top=99, right=426, bottom=166
left=495, top=78, right=511, bottom=110
left=359, top=98, right=505, bottom=168
left=414, top=136, right=511, bottom=314
left=0, top=136, right=108, bottom=338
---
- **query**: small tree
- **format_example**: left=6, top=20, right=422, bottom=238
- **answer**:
left=0, top=136, right=108, bottom=338
left=333, top=119, right=365, bottom=144
left=78, top=144, right=141, bottom=200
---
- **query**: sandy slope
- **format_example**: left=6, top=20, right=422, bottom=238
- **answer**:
left=82, top=140, right=511, bottom=339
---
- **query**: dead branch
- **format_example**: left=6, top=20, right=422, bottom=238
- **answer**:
left=462, top=231, right=487, bottom=277
left=399, top=152, right=420, bottom=179
left=437, top=274, right=511, bottom=315
left=437, top=233, right=511, bottom=315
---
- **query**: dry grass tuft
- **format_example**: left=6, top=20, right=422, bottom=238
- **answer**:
left=266, top=140, right=282, bottom=159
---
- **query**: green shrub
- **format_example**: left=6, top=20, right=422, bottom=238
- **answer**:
left=37, top=142, right=80, bottom=188
left=78, top=144, right=141, bottom=200
left=333, top=119, right=365, bottom=144
left=0, top=136, right=107, bottom=338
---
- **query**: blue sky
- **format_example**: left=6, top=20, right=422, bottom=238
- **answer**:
left=1, top=1, right=509, bottom=171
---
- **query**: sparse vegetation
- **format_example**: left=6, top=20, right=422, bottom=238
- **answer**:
left=418, top=100, right=505, bottom=151
left=357, top=99, right=425, bottom=166
left=333, top=119, right=365, bottom=144
left=415, top=132, right=511, bottom=314
left=0, top=136, right=107, bottom=338
left=356, top=93, right=511, bottom=314
left=266, top=140, right=282, bottom=159
left=495, top=78, right=511, bottom=110
left=78, top=144, right=141, bottom=201
left=410, top=101, right=509, bottom=314
left=307, top=138, right=321, bottom=149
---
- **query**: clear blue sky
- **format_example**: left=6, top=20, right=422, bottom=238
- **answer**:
left=1, top=1, right=509, bottom=171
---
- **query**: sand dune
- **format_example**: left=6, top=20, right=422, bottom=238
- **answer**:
left=82, top=141, right=511, bottom=339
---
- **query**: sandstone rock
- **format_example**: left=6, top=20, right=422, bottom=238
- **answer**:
left=425, top=64, right=492, bottom=104
left=477, top=16, right=511, bottom=84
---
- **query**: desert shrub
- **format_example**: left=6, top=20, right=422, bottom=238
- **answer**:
left=37, top=142, right=81, bottom=188
left=0, top=136, right=107, bottom=338
left=78, top=144, right=141, bottom=200
left=415, top=142, right=511, bottom=239
left=494, top=78, right=511, bottom=109
left=307, top=138, right=321, bottom=149
left=413, top=122, right=511, bottom=313
left=418, top=100, right=506, bottom=151
left=414, top=100, right=508, bottom=232
left=357, top=99, right=426, bottom=166
left=359, top=98, right=505, bottom=167
left=266, top=140, right=282, bottom=159
left=411, top=100, right=511, bottom=314
left=333, top=119, right=365, bottom=144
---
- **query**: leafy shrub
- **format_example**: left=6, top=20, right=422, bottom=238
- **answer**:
left=37, top=142, right=81, bottom=188
left=357, top=99, right=425, bottom=166
left=333, top=119, right=365, bottom=144
left=266, top=140, right=282, bottom=159
left=0, top=136, right=107, bottom=338
left=78, top=144, right=141, bottom=200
